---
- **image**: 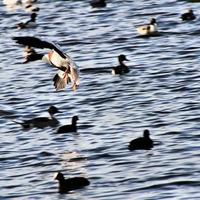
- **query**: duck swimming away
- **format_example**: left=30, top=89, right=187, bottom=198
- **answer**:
left=56, top=116, right=79, bottom=133
left=90, top=0, right=106, bottom=8
left=136, top=18, right=158, bottom=37
left=181, top=9, right=196, bottom=21
left=13, top=36, right=80, bottom=91
left=54, top=172, right=90, bottom=193
left=13, top=106, right=60, bottom=129
left=112, top=54, right=130, bottom=75
left=128, top=129, right=154, bottom=150
left=16, top=12, right=37, bottom=29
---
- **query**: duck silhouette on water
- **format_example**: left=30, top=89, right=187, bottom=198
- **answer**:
left=80, top=54, right=130, bottom=75
left=56, top=116, right=79, bottom=133
left=14, top=106, right=60, bottom=129
left=128, top=129, right=153, bottom=150
left=181, top=9, right=196, bottom=21
left=16, top=13, right=37, bottom=29
left=90, top=0, right=106, bottom=8
left=54, top=172, right=90, bottom=193
left=112, top=54, right=130, bottom=75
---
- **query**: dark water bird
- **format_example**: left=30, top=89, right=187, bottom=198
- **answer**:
left=136, top=18, right=158, bottom=36
left=90, top=0, right=106, bottom=8
left=181, top=9, right=196, bottom=21
left=112, top=54, right=130, bottom=75
left=128, top=129, right=153, bottom=150
left=12, top=36, right=80, bottom=91
left=16, top=13, right=37, bottom=29
left=56, top=116, right=79, bottom=133
left=54, top=172, right=90, bottom=193
left=13, top=106, right=60, bottom=129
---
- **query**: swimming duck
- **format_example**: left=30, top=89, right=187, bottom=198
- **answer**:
left=112, top=54, right=129, bottom=75
left=16, top=13, right=37, bottom=29
left=13, top=36, right=80, bottom=91
left=128, top=129, right=153, bottom=150
left=56, top=116, right=79, bottom=133
left=54, top=172, right=90, bottom=193
left=181, top=9, right=196, bottom=21
left=136, top=18, right=158, bottom=36
left=14, top=106, right=60, bottom=129
left=90, top=0, right=106, bottom=8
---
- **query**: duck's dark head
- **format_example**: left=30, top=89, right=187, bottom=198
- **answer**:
left=118, top=54, right=129, bottom=63
left=72, top=116, right=79, bottom=123
left=31, top=13, right=37, bottom=21
left=23, top=53, right=44, bottom=63
left=48, top=106, right=61, bottom=115
left=54, top=172, right=65, bottom=181
left=150, top=18, right=156, bottom=25
left=143, top=129, right=150, bottom=138
left=188, top=9, right=192, bottom=13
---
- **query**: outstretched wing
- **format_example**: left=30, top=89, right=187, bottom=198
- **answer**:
left=53, top=72, right=69, bottom=91
left=53, top=69, right=80, bottom=91
left=13, top=36, right=66, bottom=59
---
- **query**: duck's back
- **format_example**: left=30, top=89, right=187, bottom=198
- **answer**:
left=112, top=66, right=123, bottom=75
left=49, top=51, right=67, bottom=67
left=57, top=124, right=76, bottom=133
left=137, top=24, right=157, bottom=36
left=181, top=13, right=196, bottom=21
left=25, top=117, right=59, bottom=128
left=59, top=177, right=90, bottom=193
left=129, top=137, right=153, bottom=150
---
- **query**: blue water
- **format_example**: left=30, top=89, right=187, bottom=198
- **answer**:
left=0, top=0, right=200, bottom=199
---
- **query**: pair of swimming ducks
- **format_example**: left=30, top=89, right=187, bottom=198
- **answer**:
left=14, top=105, right=78, bottom=133
left=136, top=9, right=196, bottom=36
left=54, top=129, right=153, bottom=193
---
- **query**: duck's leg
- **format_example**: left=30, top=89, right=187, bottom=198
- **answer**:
left=63, top=66, right=70, bottom=79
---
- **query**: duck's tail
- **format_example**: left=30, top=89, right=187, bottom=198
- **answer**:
left=12, top=120, right=30, bottom=129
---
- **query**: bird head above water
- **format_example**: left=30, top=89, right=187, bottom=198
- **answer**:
left=30, top=12, right=37, bottom=21
left=143, top=129, right=150, bottom=138
left=150, top=18, right=156, bottom=25
left=72, top=115, right=79, bottom=123
left=54, top=172, right=65, bottom=181
left=48, top=106, right=61, bottom=115
left=118, top=54, right=129, bottom=63
left=188, top=9, right=193, bottom=13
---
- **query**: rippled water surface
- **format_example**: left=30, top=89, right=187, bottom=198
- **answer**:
left=1, top=0, right=200, bottom=199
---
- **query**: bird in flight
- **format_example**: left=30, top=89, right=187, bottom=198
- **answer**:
left=13, top=36, right=80, bottom=91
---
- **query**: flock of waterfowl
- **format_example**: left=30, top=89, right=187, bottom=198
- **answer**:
left=2, top=0, right=198, bottom=194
